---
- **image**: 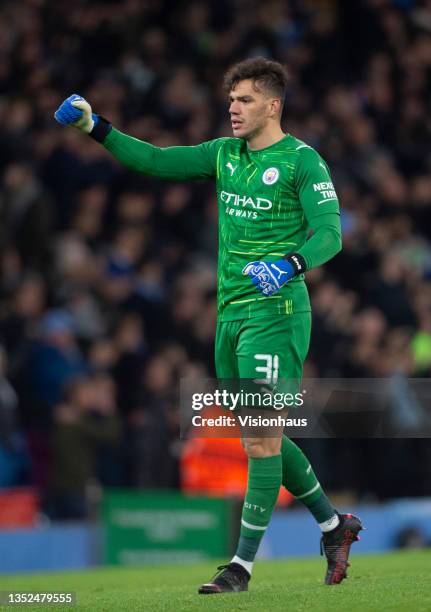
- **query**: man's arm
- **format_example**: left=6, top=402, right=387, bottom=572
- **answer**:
left=101, top=127, right=220, bottom=180
left=243, top=147, right=341, bottom=296
left=54, top=94, right=222, bottom=180
left=294, top=147, right=342, bottom=269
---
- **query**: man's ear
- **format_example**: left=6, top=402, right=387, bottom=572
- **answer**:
left=269, top=98, right=282, bottom=118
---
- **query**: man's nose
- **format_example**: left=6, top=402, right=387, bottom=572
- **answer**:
left=229, top=100, right=240, bottom=114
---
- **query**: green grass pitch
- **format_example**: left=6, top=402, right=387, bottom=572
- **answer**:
left=1, top=550, right=430, bottom=611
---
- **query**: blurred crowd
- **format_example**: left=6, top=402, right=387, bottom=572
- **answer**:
left=1, top=0, right=431, bottom=518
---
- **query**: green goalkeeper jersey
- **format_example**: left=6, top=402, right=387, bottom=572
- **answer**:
left=102, top=129, right=341, bottom=321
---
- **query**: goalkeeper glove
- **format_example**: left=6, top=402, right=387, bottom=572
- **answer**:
left=54, top=94, right=99, bottom=133
left=242, top=254, right=306, bottom=296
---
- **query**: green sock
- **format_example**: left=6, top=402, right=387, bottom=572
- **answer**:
left=235, top=454, right=282, bottom=563
left=281, top=436, right=336, bottom=524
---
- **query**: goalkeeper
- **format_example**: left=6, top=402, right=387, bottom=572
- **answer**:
left=55, top=57, right=362, bottom=592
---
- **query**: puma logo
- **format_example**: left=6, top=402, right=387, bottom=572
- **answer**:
left=226, top=162, right=237, bottom=176
left=271, top=263, right=288, bottom=280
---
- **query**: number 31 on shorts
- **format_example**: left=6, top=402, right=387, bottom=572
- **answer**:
left=254, top=354, right=279, bottom=384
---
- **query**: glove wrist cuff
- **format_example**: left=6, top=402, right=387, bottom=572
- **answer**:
left=283, top=253, right=306, bottom=276
left=89, top=117, right=112, bottom=143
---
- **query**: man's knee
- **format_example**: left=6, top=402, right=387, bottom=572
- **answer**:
left=242, top=436, right=282, bottom=458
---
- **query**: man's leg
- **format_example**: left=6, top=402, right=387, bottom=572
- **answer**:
left=280, top=437, right=363, bottom=583
left=281, top=436, right=339, bottom=530
left=270, top=311, right=364, bottom=583
left=231, top=435, right=282, bottom=575
left=199, top=319, right=283, bottom=594
left=199, top=433, right=283, bottom=594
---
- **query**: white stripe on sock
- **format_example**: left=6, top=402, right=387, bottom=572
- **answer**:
left=241, top=518, right=267, bottom=531
left=319, top=514, right=340, bottom=533
left=231, top=555, right=253, bottom=575
left=295, top=482, right=321, bottom=499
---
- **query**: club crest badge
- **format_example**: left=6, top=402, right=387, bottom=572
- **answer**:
left=262, top=167, right=279, bottom=185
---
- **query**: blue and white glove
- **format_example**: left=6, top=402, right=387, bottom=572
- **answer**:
left=54, top=94, right=98, bottom=133
left=243, top=254, right=306, bottom=296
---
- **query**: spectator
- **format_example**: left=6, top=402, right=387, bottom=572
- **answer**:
left=0, top=346, right=30, bottom=487
left=47, top=374, right=122, bottom=519
left=23, top=310, right=88, bottom=422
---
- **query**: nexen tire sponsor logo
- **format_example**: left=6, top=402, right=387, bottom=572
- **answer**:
left=313, top=181, right=337, bottom=203
left=221, top=191, right=273, bottom=210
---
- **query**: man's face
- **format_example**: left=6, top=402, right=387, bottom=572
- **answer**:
left=229, top=79, right=278, bottom=140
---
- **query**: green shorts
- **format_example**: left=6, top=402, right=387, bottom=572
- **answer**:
left=215, top=313, right=311, bottom=382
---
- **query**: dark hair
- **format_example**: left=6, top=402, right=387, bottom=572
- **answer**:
left=223, top=57, right=288, bottom=102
